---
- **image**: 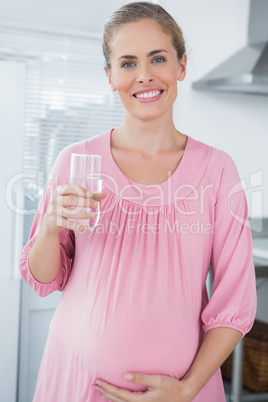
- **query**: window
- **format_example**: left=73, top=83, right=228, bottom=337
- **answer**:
left=0, top=24, right=124, bottom=197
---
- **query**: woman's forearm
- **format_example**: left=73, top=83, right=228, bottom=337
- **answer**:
left=182, top=327, right=242, bottom=399
left=29, top=215, right=62, bottom=284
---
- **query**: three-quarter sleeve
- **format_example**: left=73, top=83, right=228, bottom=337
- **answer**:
left=202, top=150, right=257, bottom=337
left=19, top=145, right=76, bottom=297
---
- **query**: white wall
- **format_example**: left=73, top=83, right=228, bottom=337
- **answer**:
left=0, top=61, right=26, bottom=402
left=162, top=0, right=268, bottom=322
left=163, top=0, right=268, bottom=219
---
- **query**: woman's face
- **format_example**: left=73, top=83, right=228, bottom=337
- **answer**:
left=105, top=19, right=187, bottom=122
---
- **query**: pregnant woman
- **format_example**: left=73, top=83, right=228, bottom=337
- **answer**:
left=20, top=2, right=257, bottom=401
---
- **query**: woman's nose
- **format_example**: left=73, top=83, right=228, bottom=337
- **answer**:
left=137, top=76, right=153, bottom=84
left=137, top=65, right=154, bottom=84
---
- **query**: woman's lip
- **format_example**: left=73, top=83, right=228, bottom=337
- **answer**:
left=132, top=90, right=164, bottom=103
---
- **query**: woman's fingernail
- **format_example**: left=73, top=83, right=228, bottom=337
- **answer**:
left=125, top=373, right=133, bottom=381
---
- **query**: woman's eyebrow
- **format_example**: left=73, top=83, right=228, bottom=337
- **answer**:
left=117, top=49, right=168, bottom=61
left=147, top=49, right=168, bottom=57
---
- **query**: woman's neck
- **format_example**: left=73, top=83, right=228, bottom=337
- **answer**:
left=113, top=113, right=185, bottom=155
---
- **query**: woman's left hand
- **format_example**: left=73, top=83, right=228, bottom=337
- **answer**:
left=95, top=373, right=193, bottom=401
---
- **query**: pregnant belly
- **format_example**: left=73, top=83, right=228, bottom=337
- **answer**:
left=91, top=317, right=195, bottom=391
left=51, top=299, right=200, bottom=392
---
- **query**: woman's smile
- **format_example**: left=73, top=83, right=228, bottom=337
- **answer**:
left=132, top=88, right=164, bottom=102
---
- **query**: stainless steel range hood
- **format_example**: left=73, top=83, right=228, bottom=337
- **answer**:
left=192, top=0, right=268, bottom=95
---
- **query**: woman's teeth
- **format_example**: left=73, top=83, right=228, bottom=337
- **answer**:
left=135, top=90, right=162, bottom=98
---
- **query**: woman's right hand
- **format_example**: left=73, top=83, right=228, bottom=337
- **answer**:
left=44, top=184, right=107, bottom=233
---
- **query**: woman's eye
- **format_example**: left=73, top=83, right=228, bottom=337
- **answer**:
left=153, top=57, right=166, bottom=63
left=122, top=61, right=135, bottom=68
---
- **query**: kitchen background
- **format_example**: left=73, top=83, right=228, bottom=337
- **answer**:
left=1, top=0, right=267, bottom=401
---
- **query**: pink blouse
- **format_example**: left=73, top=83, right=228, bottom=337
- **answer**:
left=20, top=129, right=256, bottom=401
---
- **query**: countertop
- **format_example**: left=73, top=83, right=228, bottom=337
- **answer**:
left=251, top=219, right=268, bottom=276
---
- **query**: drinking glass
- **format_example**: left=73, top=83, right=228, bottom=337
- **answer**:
left=69, top=154, right=102, bottom=231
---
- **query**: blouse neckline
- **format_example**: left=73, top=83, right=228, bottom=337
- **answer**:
left=107, top=128, right=191, bottom=189
left=86, top=128, right=213, bottom=206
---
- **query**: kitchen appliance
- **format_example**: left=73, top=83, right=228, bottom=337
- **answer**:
left=192, top=0, right=268, bottom=95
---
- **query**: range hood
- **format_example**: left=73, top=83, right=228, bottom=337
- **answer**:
left=192, top=0, right=268, bottom=95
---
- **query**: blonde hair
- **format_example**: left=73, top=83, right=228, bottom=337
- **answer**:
left=102, top=1, right=186, bottom=70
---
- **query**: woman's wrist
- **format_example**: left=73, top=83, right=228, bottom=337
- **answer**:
left=179, top=328, right=242, bottom=400
left=179, top=372, right=200, bottom=401
left=41, top=211, right=62, bottom=235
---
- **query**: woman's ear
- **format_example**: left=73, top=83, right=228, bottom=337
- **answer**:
left=177, top=53, right=187, bottom=82
left=105, top=67, right=117, bottom=92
